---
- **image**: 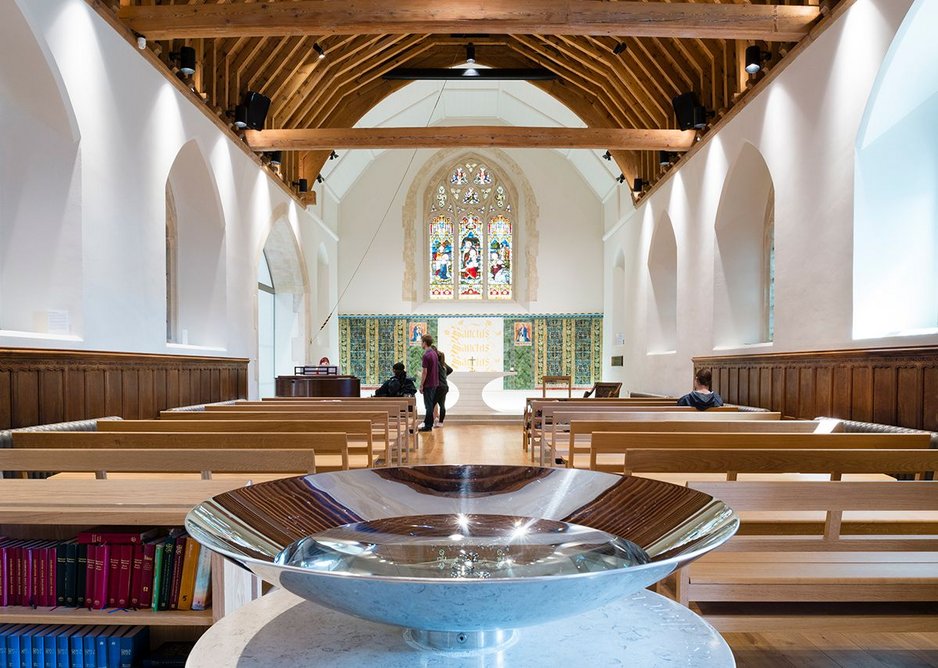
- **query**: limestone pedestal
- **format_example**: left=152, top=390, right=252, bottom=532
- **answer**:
left=187, top=588, right=735, bottom=667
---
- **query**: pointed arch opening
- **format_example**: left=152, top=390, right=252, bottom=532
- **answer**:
left=612, top=250, right=626, bottom=348
left=0, top=2, right=82, bottom=337
left=854, top=0, right=938, bottom=339
left=713, top=143, right=776, bottom=348
left=647, top=213, right=678, bottom=353
left=165, top=140, right=227, bottom=348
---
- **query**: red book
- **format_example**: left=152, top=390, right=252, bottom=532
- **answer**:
left=168, top=535, right=187, bottom=610
left=46, top=544, right=56, bottom=607
left=129, top=544, right=144, bottom=609
left=85, top=544, right=97, bottom=609
left=37, top=545, right=47, bottom=607
left=93, top=544, right=110, bottom=609
left=27, top=543, right=39, bottom=607
left=77, top=527, right=161, bottom=545
left=13, top=541, right=25, bottom=606
left=138, top=541, right=157, bottom=609
left=107, top=545, right=121, bottom=607
left=116, top=545, right=132, bottom=608
left=0, top=539, right=9, bottom=607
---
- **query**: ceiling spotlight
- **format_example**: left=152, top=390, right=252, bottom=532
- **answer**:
left=616, top=174, right=626, bottom=184
left=293, top=179, right=308, bottom=193
left=173, top=46, right=196, bottom=76
left=659, top=151, right=674, bottom=167
left=266, top=151, right=282, bottom=166
left=316, top=174, right=324, bottom=184
left=745, top=45, right=771, bottom=75
left=233, top=105, right=249, bottom=129
left=313, top=43, right=326, bottom=60
left=632, top=178, right=646, bottom=193
left=466, top=43, right=476, bottom=65
left=602, top=150, right=612, bottom=161
left=613, top=42, right=627, bottom=55
left=134, top=33, right=147, bottom=50
left=329, top=151, right=339, bottom=160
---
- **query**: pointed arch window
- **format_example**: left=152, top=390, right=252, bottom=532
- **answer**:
left=428, top=161, right=513, bottom=301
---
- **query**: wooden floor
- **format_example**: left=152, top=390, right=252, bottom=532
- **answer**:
left=415, top=422, right=938, bottom=667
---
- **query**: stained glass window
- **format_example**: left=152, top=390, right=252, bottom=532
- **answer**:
left=429, top=215, right=454, bottom=300
left=427, top=161, right=514, bottom=301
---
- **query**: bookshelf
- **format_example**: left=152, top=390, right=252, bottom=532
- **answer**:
left=0, top=478, right=261, bottom=642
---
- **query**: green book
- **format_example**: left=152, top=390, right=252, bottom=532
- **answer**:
left=158, top=539, right=175, bottom=611
left=150, top=542, right=165, bottom=612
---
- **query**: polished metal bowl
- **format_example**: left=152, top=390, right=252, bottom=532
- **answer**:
left=186, top=466, right=737, bottom=651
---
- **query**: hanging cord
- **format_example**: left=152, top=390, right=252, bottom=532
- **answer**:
left=317, top=78, right=451, bottom=334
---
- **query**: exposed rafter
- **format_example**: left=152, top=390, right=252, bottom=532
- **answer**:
left=119, top=1, right=819, bottom=42
left=245, top=127, right=697, bottom=152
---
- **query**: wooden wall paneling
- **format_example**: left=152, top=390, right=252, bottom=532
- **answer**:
left=104, top=369, right=123, bottom=417
left=896, top=366, right=923, bottom=430
left=138, top=368, right=156, bottom=419
left=851, top=366, right=873, bottom=422
left=831, top=365, right=852, bottom=419
left=199, top=369, right=211, bottom=404
left=0, top=371, right=11, bottom=430
left=153, top=368, right=168, bottom=414
left=737, top=367, right=750, bottom=406
left=211, top=368, right=221, bottom=403
left=64, top=369, right=85, bottom=422
left=84, top=370, right=106, bottom=418
left=798, top=366, right=815, bottom=420
left=694, top=346, right=938, bottom=432
left=122, top=369, right=139, bottom=420
left=728, top=367, right=739, bottom=404
left=166, top=368, right=180, bottom=408
left=178, top=368, right=191, bottom=407
left=12, top=371, right=39, bottom=428
left=871, top=366, right=897, bottom=426
left=38, top=370, right=65, bottom=425
left=189, top=370, right=201, bottom=406
left=814, top=366, right=833, bottom=419
left=924, top=367, right=938, bottom=432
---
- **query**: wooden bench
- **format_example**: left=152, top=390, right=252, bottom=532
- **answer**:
left=545, top=411, right=784, bottom=465
left=98, top=418, right=391, bottom=466
left=681, top=480, right=938, bottom=632
left=12, top=431, right=353, bottom=471
left=587, top=432, right=932, bottom=471
left=0, top=448, right=317, bottom=479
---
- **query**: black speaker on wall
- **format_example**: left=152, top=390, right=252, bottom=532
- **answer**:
left=241, top=91, right=271, bottom=130
left=672, top=92, right=699, bottom=131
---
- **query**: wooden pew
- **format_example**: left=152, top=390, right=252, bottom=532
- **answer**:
left=0, top=448, right=317, bottom=479
left=682, top=480, right=938, bottom=632
left=98, top=419, right=386, bottom=467
left=13, top=431, right=353, bottom=471
left=557, top=418, right=834, bottom=468
left=587, top=432, right=932, bottom=471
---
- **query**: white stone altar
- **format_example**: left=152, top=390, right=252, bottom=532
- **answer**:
left=186, top=588, right=735, bottom=667
left=446, top=370, right=516, bottom=415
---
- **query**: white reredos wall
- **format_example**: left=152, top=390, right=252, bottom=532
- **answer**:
left=0, top=0, right=339, bottom=394
left=603, top=0, right=933, bottom=396
left=329, top=81, right=609, bottom=315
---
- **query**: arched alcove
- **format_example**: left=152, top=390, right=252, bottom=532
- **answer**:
left=713, top=143, right=775, bottom=347
left=165, top=140, right=227, bottom=347
left=0, top=2, right=82, bottom=336
left=612, top=250, right=626, bottom=347
left=257, top=215, right=309, bottom=394
left=647, top=213, right=678, bottom=353
left=854, top=0, right=938, bottom=339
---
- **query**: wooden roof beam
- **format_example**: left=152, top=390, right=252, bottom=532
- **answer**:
left=119, top=1, right=819, bottom=42
left=244, top=127, right=697, bottom=151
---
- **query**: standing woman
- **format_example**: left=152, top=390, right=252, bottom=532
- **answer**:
left=433, top=349, right=454, bottom=427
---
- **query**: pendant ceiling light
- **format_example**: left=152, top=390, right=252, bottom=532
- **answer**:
left=384, top=42, right=556, bottom=81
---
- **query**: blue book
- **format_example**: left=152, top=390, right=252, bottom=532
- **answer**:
left=69, top=627, right=88, bottom=668
left=19, top=626, right=38, bottom=668
left=106, top=628, right=131, bottom=668
left=6, top=625, right=24, bottom=668
left=0, top=624, right=16, bottom=668
left=118, top=627, right=147, bottom=668
left=83, top=626, right=104, bottom=668
left=94, top=628, right=109, bottom=668
left=33, top=625, right=53, bottom=668
left=54, top=627, right=76, bottom=668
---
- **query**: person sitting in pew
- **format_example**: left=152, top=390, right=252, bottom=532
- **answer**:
left=677, top=368, right=724, bottom=410
left=374, top=362, right=417, bottom=397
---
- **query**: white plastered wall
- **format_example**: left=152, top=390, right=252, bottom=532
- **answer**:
left=602, top=0, right=934, bottom=396
left=0, top=0, right=339, bottom=397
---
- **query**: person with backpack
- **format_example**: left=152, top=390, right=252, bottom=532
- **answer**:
left=374, top=362, right=417, bottom=397
left=432, top=348, right=454, bottom=427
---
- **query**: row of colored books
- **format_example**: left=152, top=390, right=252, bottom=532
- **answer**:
left=0, top=527, right=211, bottom=612
left=0, top=623, right=147, bottom=668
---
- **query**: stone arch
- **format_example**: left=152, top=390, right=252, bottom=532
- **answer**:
left=402, top=148, right=540, bottom=304
left=0, top=1, right=82, bottom=335
left=165, top=139, right=227, bottom=347
left=713, top=142, right=775, bottom=347
left=853, top=0, right=938, bottom=338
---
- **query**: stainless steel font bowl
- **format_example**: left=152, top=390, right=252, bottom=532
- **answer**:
left=186, top=465, right=737, bottom=650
